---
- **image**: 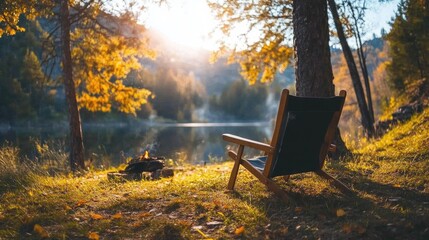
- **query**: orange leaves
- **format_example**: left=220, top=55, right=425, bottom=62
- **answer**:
left=235, top=226, right=245, bottom=236
left=90, top=212, right=124, bottom=220
left=336, top=208, right=346, bottom=217
left=88, top=232, right=100, bottom=240
left=137, top=212, right=152, bottom=218
left=76, top=200, right=87, bottom=207
left=112, top=212, right=123, bottom=219
left=342, top=223, right=366, bottom=235
left=64, top=205, right=72, bottom=211
left=33, top=224, right=49, bottom=238
left=90, top=213, right=104, bottom=220
left=294, top=207, right=303, bottom=214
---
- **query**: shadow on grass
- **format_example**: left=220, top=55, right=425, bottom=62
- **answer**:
left=225, top=163, right=429, bottom=239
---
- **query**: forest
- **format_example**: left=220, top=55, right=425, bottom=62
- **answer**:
left=0, top=0, right=428, bottom=239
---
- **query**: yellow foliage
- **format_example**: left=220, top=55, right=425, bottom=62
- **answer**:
left=0, top=0, right=52, bottom=38
left=71, top=25, right=154, bottom=115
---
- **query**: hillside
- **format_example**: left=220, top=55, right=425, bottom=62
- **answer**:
left=1, top=107, right=428, bottom=239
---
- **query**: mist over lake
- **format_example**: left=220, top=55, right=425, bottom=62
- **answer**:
left=0, top=121, right=273, bottom=167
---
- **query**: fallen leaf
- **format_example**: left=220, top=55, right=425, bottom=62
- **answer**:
left=280, top=226, right=289, bottom=235
left=342, top=223, right=353, bottom=234
left=235, top=226, right=245, bottom=235
left=88, top=231, right=100, bottom=240
left=217, top=211, right=226, bottom=219
left=194, top=227, right=209, bottom=238
left=64, top=205, right=72, bottom=211
left=28, top=190, right=34, bottom=197
left=336, top=208, right=346, bottom=217
left=76, top=200, right=87, bottom=207
left=294, top=207, right=303, bottom=213
left=137, top=212, right=151, bottom=218
left=90, top=213, right=103, bottom=220
left=112, top=212, right=122, bottom=219
left=34, top=224, right=49, bottom=238
left=356, top=225, right=367, bottom=234
left=207, top=221, right=223, bottom=226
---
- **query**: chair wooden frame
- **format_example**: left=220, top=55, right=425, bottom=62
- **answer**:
left=223, top=89, right=352, bottom=199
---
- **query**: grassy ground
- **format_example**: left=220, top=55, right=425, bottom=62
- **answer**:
left=1, top=110, right=429, bottom=239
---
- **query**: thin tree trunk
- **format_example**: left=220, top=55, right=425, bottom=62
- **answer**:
left=348, top=1, right=375, bottom=123
left=328, top=0, right=375, bottom=137
left=60, top=0, right=85, bottom=171
left=293, top=0, right=349, bottom=158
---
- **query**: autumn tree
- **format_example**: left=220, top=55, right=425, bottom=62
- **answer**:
left=209, top=0, right=350, bottom=155
left=208, top=0, right=294, bottom=84
left=1, top=0, right=156, bottom=171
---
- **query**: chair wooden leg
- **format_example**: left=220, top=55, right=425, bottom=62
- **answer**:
left=227, top=145, right=244, bottom=190
left=266, top=178, right=289, bottom=202
left=315, top=170, right=353, bottom=195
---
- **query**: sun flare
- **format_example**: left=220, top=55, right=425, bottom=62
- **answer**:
left=145, top=1, right=218, bottom=50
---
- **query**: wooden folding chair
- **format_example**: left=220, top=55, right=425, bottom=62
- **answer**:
left=223, top=89, right=352, bottom=199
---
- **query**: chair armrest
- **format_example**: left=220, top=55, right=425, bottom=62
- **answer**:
left=222, top=134, right=274, bottom=153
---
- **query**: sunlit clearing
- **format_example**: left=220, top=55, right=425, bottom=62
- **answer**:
left=145, top=0, right=218, bottom=50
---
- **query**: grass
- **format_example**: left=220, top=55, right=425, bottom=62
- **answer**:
left=1, top=109, right=429, bottom=239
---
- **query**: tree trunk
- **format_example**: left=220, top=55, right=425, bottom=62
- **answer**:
left=60, top=0, right=85, bottom=171
left=328, top=0, right=375, bottom=137
left=347, top=1, right=375, bottom=123
left=293, top=0, right=334, bottom=97
left=293, top=0, right=349, bottom=158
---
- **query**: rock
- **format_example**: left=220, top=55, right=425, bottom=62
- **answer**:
left=107, top=172, right=142, bottom=181
left=375, top=101, right=423, bottom=137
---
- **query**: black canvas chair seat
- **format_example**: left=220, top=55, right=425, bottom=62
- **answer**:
left=223, top=89, right=352, bottom=200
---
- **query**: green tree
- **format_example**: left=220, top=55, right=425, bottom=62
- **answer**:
left=146, top=65, right=204, bottom=121
left=386, top=0, right=429, bottom=98
left=210, top=80, right=268, bottom=120
left=0, top=19, right=52, bottom=122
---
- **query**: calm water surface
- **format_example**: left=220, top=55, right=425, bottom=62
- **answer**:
left=0, top=122, right=273, bottom=167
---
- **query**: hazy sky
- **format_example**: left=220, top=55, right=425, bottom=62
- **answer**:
left=145, top=0, right=400, bottom=50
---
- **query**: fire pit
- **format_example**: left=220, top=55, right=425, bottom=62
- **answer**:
left=107, top=151, right=174, bottom=181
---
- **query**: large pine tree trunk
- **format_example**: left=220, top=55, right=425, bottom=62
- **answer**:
left=293, top=0, right=334, bottom=97
left=60, top=0, right=85, bottom=171
left=293, top=0, right=349, bottom=158
left=328, top=0, right=375, bottom=137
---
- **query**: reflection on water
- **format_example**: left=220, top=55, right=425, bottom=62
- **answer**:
left=0, top=122, right=273, bottom=166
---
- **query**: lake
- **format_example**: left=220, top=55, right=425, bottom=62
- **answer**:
left=0, top=122, right=273, bottom=167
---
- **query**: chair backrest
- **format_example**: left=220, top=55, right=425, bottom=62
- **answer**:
left=266, top=89, right=346, bottom=177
